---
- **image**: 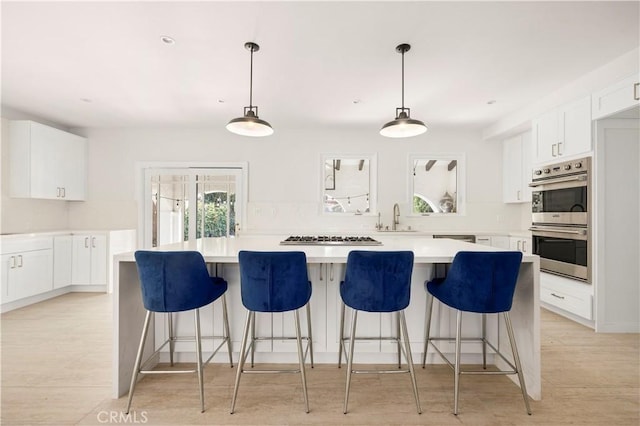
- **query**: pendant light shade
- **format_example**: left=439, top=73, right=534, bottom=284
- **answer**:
left=227, top=42, right=273, bottom=137
left=380, top=44, right=427, bottom=138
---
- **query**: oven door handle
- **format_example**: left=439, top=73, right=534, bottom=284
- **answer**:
left=528, top=174, right=587, bottom=187
left=529, top=226, right=587, bottom=235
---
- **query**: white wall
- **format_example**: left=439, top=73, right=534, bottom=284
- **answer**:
left=61, top=124, right=526, bottom=235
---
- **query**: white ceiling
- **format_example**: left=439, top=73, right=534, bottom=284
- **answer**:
left=2, top=1, right=639, bottom=131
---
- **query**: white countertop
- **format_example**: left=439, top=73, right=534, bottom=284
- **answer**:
left=114, top=235, right=538, bottom=264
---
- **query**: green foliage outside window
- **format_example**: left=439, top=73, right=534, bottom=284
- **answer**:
left=184, top=192, right=236, bottom=239
left=413, top=195, right=434, bottom=213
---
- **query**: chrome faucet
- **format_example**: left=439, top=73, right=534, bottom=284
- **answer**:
left=392, top=203, right=400, bottom=231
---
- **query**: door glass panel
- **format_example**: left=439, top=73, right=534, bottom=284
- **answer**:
left=195, top=174, right=237, bottom=238
left=144, top=167, right=245, bottom=248
left=150, top=174, right=188, bottom=247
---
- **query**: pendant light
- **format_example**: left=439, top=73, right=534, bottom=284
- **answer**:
left=380, top=43, right=427, bottom=138
left=226, top=42, right=274, bottom=137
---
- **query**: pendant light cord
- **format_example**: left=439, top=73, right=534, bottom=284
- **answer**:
left=401, top=48, right=405, bottom=110
left=249, top=46, right=254, bottom=109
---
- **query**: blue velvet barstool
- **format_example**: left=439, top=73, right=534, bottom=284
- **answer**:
left=339, top=250, right=422, bottom=414
left=422, top=251, right=531, bottom=415
left=231, top=251, right=313, bottom=414
left=126, top=251, right=232, bottom=414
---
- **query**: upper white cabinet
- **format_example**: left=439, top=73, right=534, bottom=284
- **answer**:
left=9, top=120, right=87, bottom=200
left=592, top=73, right=640, bottom=120
left=532, top=96, right=592, bottom=164
left=502, top=131, right=532, bottom=203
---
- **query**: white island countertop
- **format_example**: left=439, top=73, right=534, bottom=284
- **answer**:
left=114, top=234, right=537, bottom=264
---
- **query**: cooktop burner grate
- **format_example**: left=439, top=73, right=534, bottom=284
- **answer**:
left=280, top=235, right=382, bottom=246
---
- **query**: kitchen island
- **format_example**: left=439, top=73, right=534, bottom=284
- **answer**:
left=112, top=235, right=540, bottom=400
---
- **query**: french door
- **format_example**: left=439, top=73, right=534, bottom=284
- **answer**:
left=142, top=167, right=245, bottom=248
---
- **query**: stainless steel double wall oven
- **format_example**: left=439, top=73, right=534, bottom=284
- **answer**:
left=529, top=157, right=591, bottom=282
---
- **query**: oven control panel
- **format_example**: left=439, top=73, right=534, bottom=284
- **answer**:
left=532, top=157, right=590, bottom=181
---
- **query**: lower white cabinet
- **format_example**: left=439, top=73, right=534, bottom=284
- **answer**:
left=509, top=236, right=532, bottom=254
left=540, top=272, right=592, bottom=320
left=53, top=235, right=73, bottom=289
left=476, top=235, right=510, bottom=249
left=1, top=237, right=53, bottom=303
left=72, top=234, right=107, bottom=286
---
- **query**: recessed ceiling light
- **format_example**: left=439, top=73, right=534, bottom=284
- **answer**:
left=487, top=100, right=497, bottom=105
left=218, top=99, right=225, bottom=103
left=353, top=99, right=361, bottom=104
left=160, top=36, right=175, bottom=45
left=80, top=98, right=92, bottom=103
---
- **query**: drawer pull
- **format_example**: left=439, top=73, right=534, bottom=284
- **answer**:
left=634, top=82, right=639, bottom=101
left=550, top=293, right=565, bottom=300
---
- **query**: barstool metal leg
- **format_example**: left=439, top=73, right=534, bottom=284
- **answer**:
left=306, top=303, right=314, bottom=368
left=343, top=309, right=358, bottom=414
left=400, top=311, right=422, bottom=414
left=222, top=294, right=233, bottom=367
left=250, top=312, right=256, bottom=368
left=396, top=311, right=402, bottom=369
left=230, top=310, right=253, bottom=414
left=504, top=312, right=532, bottom=415
left=422, top=293, right=434, bottom=368
left=482, top=313, right=487, bottom=369
left=194, top=308, right=205, bottom=413
left=294, top=309, right=310, bottom=413
left=168, top=312, right=175, bottom=366
left=454, top=310, right=463, bottom=415
left=126, top=310, right=153, bottom=415
left=338, top=302, right=345, bottom=368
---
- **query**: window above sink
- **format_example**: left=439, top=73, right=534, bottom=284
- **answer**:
left=408, top=153, right=466, bottom=216
left=321, top=153, right=377, bottom=215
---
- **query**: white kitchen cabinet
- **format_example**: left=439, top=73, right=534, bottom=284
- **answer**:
left=53, top=235, right=73, bottom=289
left=503, top=131, right=532, bottom=203
left=9, top=120, right=86, bottom=200
left=72, top=234, right=107, bottom=286
left=0, top=237, right=53, bottom=303
left=592, top=74, right=640, bottom=120
left=540, top=272, right=592, bottom=320
left=509, top=236, right=532, bottom=254
left=532, top=96, right=592, bottom=164
left=475, top=235, right=510, bottom=249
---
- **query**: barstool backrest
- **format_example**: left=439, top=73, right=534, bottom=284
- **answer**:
left=428, top=251, right=523, bottom=313
left=341, top=250, right=414, bottom=312
left=238, top=251, right=311, bottom=313
left=134, top=251, right=222, bottom=313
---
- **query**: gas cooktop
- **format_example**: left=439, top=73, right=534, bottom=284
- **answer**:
left=280, top=235, right=382, bottom=246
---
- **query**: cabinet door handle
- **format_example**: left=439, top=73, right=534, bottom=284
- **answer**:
left=329, top=263, right=334, bottom=282
left=634, top=82, right=639, bottom=101
left=552, top=143, right=558, bottom=157
left=56, top=187, right=61, bottom=197
left=522, top=241, right=527, bottom=253
left=91, top=237, right=96, bottom=248
left=85, top=237, right=89, bottom=248
left=550, top=293, right=565, bottom=300
left=319, top=263, right=323, bottom=281
left=557, top=142, right=563, bottom=156
left=517, top=190, right=521, bottom=200
left=9, top=256, right=16, bottom=269
left=17, top=255, right=23, bottom=267
left=517, top=240, right=521, bottom=251
left=61, top=187, right=66, bottom=198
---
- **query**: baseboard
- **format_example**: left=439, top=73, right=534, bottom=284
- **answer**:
left=1, top=287, right=73, bottom=313
left=541, top=303, right=595, bottom=329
